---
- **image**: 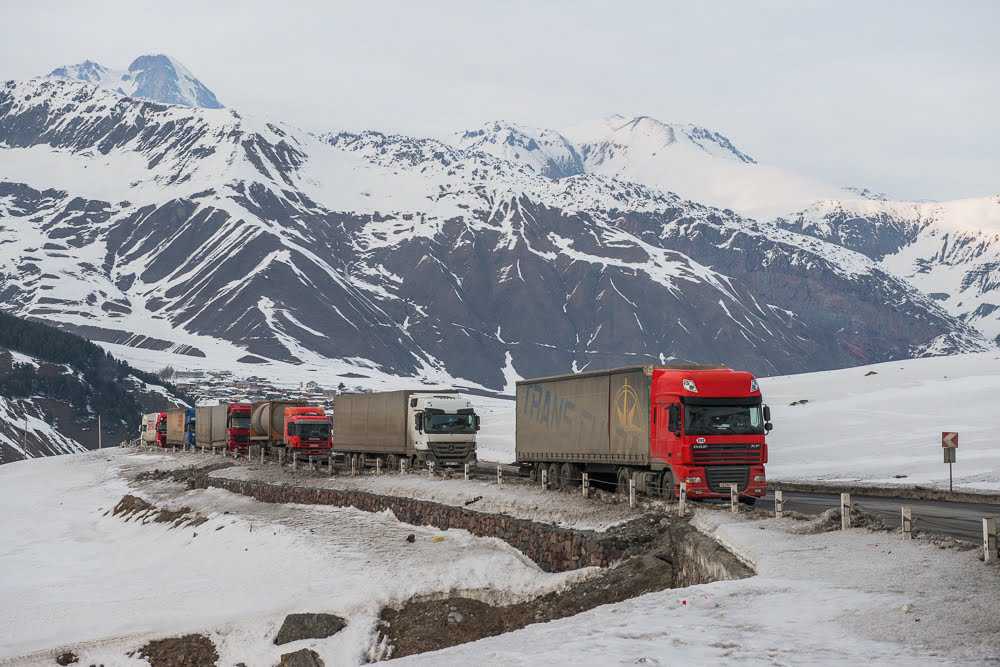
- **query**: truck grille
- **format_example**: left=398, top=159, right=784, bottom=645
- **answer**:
left=428, top=442, right=475, bottom=465
left=692, top=443, right=762, bottom=464
left=705, top=465, right=750, bottom=493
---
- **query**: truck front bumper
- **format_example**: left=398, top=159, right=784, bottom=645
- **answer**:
left=673, top=464, right=766, bottom=499
left=424, top=442, right=477, bottom=467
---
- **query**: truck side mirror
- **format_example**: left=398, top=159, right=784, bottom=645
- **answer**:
left=414, top=413, right=423, bottom=432
left=668, top=405, right=680, bottom=435
left=765, top=422, right=773, bottom=432
left=763, top=405, right=771, bottom=422
left=474, top=415, right=481, bottom=432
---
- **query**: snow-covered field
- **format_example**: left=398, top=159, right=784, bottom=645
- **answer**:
left=399, top=510, right=1000, bottom=666
left=0, top=450, right=585, bottom=665
left=3, top=447, right=999, bottom=665
left=476, top=352, right=1000, bottom=492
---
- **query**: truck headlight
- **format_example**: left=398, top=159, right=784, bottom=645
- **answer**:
left=684, top=476, right=702, bottom=484
left=750, top=378, right=759, bottom=392
left=753, top=474, right=766, bottom=482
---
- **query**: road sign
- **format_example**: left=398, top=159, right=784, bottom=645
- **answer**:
left=942, top=432, right=959, bottom=448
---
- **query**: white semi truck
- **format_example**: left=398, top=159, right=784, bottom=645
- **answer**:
left=333, top=390, right=479, bottom=468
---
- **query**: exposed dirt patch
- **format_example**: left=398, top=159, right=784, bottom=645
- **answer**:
left=134, top=634, right=218, bottom=667
left=274, top=612, right=346, bottom=645
left=111, top=494, right=208, bottom=528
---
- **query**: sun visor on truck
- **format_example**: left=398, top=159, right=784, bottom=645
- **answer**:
left=681, top=396, right=762, bottom=407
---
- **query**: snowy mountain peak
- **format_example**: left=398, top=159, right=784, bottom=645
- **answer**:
left=46, top=54, right=223, bottom=109
left=454, top=121, right=584, bottom=179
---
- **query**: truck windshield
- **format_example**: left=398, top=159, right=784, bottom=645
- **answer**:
left=296, top=422, right=330, bottom=439
left=229, top=416, right=251, bottom=429
left=424, top=413, right=476, bottom=433
left=684, top=404, right=763, bottom=435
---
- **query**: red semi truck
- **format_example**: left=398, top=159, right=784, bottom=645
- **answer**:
left=195, top=402, right=252, bottom=451
left=250, top=401, right=332, bottom=456
left=515, top=365, right=771, bottom=503
left=140, top=412, right=167, bottom=447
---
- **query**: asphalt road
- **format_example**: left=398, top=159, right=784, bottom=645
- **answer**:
left=757, top=490, right=1000, bottom=542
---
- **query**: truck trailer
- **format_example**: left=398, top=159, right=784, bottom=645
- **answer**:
left=515, top=365, right=771, bottom=502
left=165, top=408, right=195, bottom=449
left=195, top=403, right=252, bottom=451
left=250, top=401, right=332, bottom=456
left=333, top=390, right=479, bottom=468
left=140, top=412, right=167, bottom=447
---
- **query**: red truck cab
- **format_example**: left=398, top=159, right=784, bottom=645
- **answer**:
left=227, top=403, right=252, bottom=451
left=650, top=367, right=770, bottom=500
left=284, top=406, right=332, bottom=456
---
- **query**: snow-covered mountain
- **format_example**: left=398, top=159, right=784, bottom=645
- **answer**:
left=47, top=54, right=223, bottom=108
left=0, top=78, right=988, bottom=390
left=780, top=197, right=1000, bottom=344
left=458, top=116, right=842, bottom=218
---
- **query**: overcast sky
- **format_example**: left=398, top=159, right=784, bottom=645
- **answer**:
left=2, top=1, right=997, bottom=201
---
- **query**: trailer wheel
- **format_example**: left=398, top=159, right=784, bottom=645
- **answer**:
left=560, top=463, right=580, bottom=489
left=616, top=467, right=630, bottom=494
left=548, top=462, right=563, bottom=490
left=658, top=470, right=675, bottom=500
left=387, top=454, right=399, bottom=472
left=528, top=464, right=540, bottom=483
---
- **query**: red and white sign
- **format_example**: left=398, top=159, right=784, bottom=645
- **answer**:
left=942, top=431, right=959, bottom=449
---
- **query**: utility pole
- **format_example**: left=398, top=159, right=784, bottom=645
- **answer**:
left=98, top=414, right=102, bottom=450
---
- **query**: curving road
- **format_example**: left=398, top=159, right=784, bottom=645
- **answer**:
left=757, top=490, right=1000, bottom=542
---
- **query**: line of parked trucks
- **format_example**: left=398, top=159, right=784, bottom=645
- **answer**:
left=140, top=364, right=772, bottom=502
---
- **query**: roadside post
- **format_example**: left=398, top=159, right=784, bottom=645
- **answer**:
left=901, top=506, right=913, bottom=539
left=628, top=478, right=636, bottom=508
left=375, top=457, right=381, bottom=476
left=496, top=464, right=503, bottom=488
left=582, top=472, right=589, bottom=498
left=723, top=483, right=738, bottom=513
left=292, top=451, right=298, bottom=471
left=463, top=463, right=470, bottom=481
left=400, top=458, right=407, bottom=474
left=98, top=415, right=102, bottom=449
left=774, top=489, right=784, bottom=519
left=841, top=493, right=852, bottom=530
left=329, top=453, right=334, bottom=476
left=942, top=432, right=958, bottom=492
left=678, top=482, right=687, bottom=516
left=260, top=448, right=265, bottom=465
left=984, top=518, right=998, bottom=563
left=541, top=467, right=548, bottom=491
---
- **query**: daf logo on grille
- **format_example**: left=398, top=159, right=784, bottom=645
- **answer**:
left=696, top=437, right=706, bottom=444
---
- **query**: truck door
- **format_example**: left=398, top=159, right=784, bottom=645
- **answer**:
left=651, top=400, right=681, bottom=464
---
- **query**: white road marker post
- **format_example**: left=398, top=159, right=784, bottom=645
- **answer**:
left=350, top=456, right=357, bottom=477
left=629, top=478, right=636, bottom=509
left=400, top=458, right=407, bottom=475
left=724, top=483, right=738, bottom=513
left=292, top=451, right=298, bottom=471
left=774, top=489, right=784, bottom=519
left=496, top=464, right=503, bottom=489
left=463, top=463, right=470, bottom=481
left=310, top=455, right=316, bottom=472
left=841, top=493, right=852, bottom=530
left=376, top=457, right=381, bottom=476
left=678, top=481, right=687, bottom=516
left=582, top=472, right=589, bottom=498
left=260, top=447, right=265, bottom=465
left=329, top=453, right=334, bottom=476
left=541, top=467, right=548, bottom=491
left=984, top=517, right=998, bottom=563
left=98, top=415, right=102, bottom=449
left=901, top=506, right=913, bottom=539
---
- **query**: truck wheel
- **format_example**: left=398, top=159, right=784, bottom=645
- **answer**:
left=547, top=462, right=563, bottom=490
left=387, top=454, right=399, bottom=472
left=528, top=464, right=539, bottom=483
left=616, top=467, right=630, bottom=494
left=658, top=470, right=675, bottom=500
left=560, top=463, right=579, bottom=489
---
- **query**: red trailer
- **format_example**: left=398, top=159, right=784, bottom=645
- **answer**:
left=515, top=365, right=771, bottom=503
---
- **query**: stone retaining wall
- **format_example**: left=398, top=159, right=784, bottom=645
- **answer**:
left=194, top=475, right=642, bottom=572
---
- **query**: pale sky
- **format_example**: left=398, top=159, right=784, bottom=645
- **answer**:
left=2, top=0, right=997, bottom=201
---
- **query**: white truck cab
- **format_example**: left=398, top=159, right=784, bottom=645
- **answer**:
left=408, top=393, right=479, bottom=466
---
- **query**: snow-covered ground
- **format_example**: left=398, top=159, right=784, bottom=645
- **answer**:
left=398, top=510, right=1000, bottom=666
left=474, top=352, right=1000, bottom=492
left=0, top=450, right=586, bottom=665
